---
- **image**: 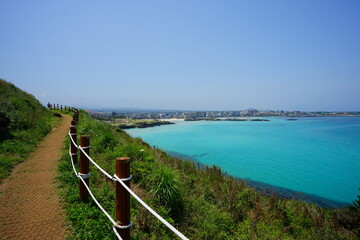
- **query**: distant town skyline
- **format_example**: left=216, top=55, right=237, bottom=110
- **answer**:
left=85, top=108, right=360, bottom=120
left=1, top=1, right=359, bottom=111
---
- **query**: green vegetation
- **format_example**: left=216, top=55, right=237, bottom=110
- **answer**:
left=0, top=79, right=61, bottom=181
left=353, top=186, right=360, bottom=210
left=106, top=118, right=174, bottom=129
left=58, top=111, right=359, bottom=239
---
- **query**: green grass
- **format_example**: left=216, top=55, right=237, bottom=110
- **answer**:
left=0, top=79, right=61, bottom=182
left=58, top=111, right=359, bottom=239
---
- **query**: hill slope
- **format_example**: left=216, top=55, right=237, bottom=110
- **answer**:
left=58, top=111, right=360, bottom=239
left=0, top=79, right=59, bottom=181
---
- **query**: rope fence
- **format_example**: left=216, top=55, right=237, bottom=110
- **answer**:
left=67, top=112, right=189, bottom=240
left=46, top=102, right=78, bottom=113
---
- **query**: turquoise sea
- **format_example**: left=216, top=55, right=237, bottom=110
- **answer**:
left=126, top=117, right=360, bottom=207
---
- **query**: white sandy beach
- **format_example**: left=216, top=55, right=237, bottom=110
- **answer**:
left=160, top=118, right=185, bottom=122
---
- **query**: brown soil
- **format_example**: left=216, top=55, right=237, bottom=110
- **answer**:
left=0, top=115, right=71, bottom=240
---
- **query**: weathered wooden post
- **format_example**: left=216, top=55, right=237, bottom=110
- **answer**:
left=115, top=157, right=131, bottom=240
left=73, top=111, right=79, bottom=122
left=79, top=135, right=90, bottom=202
left=70, top=121, right=78, bottom=164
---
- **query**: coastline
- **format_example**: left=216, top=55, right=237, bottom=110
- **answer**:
left=159, top=118, right=184, bottom=122
left=125, top=116, right=360, bottom=206
left=117, top=120, right=175, bottom=129
left=116, top=116, right=360, bottom=129
left=166, top=150, right=349, bottom=209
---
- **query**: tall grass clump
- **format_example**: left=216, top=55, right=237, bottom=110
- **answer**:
left=0, top=79, right=60, bottom=181
left=57, top=110, right=359, bottom=239
left=147, top=165, right=184, bottom=220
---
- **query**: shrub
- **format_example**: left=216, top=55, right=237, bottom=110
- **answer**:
left=147, top=166, right=183, bottom=213
left=57, top=110, right=359, bottom=239
left=0, top=79, right=59, bottom=182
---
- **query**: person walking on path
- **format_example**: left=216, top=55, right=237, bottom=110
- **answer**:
left=0, top=115, right=71, bottom=239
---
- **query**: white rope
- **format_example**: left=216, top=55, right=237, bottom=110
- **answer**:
left=79, top=176, right=128, bottom=240
left=118, top=175, right=132, bottom=182
left=78, top=146, right=115, bottom=180
left=67, top=131, right=113, bottom=181
left=114, top=175, right=189, bottom=240
left=115, top=221, right=133, bottom=229
left=68, top=131, right=79, bottom=149
left=68, top=131, right=189, bottom=240
left=112, top=226, right=123, bottom=240
left=68, top=135, right=124, bottom=240
left=78, top=176, right=118, bottom=226
left=79, top=172, right=91, bottom=179
left=68, top=150, right=79, bottom=176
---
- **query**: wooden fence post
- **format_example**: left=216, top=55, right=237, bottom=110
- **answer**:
left=73, top=111, right=79, bottom=122
left=115, top=157, right=131, bottom=240
left=70, top=121, right=78, bottom=164
left=79, top=135, right=90, bottom=202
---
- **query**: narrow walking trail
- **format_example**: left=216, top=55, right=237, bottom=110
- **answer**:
left=0, top=115, right=71, bottom=239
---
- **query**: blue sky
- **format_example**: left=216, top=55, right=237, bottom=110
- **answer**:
left=1, top=0, right=359, bottom=111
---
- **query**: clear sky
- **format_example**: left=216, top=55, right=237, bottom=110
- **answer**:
left=1, top=0, right=359, bottom=111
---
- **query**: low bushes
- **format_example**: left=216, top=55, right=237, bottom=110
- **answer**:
left=57, top=111, right=359, bottom=239
left=0, top=79, right=60, bottom=181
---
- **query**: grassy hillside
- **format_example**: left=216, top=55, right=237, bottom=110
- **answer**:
left=0, top=79, right=60, bottom=181
left=58, top=111, right=359, bottom=239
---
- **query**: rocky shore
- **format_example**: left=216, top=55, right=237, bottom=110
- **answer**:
left=185, top=118, right=270, bottom=122
left=118, top=120, right=175, bottom=129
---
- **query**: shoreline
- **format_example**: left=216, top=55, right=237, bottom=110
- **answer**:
left=117, top=120, right=174, bottom=129
left=156, top=115, right=360, bottom=121
left=124, top=116, right=359, bottom=207
left=166, top=150, right=349, bottom=209
left=159, top=118, right=185, bottom=122
left=118, top=116, right=360, bottom=129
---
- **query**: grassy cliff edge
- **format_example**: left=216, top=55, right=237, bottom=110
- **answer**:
left=0, top=79, right=61, bottom=182
left=57, top=111, right=359, bottom=239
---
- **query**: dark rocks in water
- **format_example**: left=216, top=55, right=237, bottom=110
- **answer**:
left=287, top=119, right=298, bottom=121
left=118, top=121, right=175, bottom=129
left=118, top=125, right=135, bottom=129
left=250, top=119, right=270, bottom=121
left=202, top=118, right=270, bottom=122
left=245, top=179, right=348, bottom=209
left=223, top=118, right=246, bottom=121
left=167, top=150, right=347, bottom=208
left=226, top=118, right=270, bottom=121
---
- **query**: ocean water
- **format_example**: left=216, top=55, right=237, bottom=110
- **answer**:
left=126, top=117, right=360, bottom=206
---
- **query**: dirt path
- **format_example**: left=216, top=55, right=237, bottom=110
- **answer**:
left=0, top=115, right=71, bottom=240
